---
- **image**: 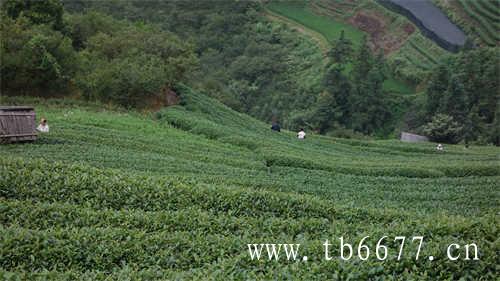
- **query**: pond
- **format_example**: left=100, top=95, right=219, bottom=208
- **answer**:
left=379, top=0, right=467, bottom=51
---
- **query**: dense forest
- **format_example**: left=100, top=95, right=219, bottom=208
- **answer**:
left=1, top=0, right=498, bottom=144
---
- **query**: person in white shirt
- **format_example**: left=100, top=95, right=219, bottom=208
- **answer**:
left=37, top=118, right=49, bottom=133
left=297, top=128, right=306, bottom=139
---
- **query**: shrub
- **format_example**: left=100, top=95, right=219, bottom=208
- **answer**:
left=218, top=135, right=259, bottom=150
left=422, top=114, right=463, bottom=144
left=0, top=16, right=78, bottom=95
left=189, top=124, right=227, bottom=140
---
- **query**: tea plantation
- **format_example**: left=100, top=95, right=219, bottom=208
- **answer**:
left=0, top=87, right=499, bottom=280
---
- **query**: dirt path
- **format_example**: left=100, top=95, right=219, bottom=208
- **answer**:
left=263, top=8, right=330, bottom=54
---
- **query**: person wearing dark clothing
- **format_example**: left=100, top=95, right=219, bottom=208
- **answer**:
left=271, top=123, right=281, bottom=132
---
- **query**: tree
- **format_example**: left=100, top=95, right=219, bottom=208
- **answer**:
left=421, top=48, right=499, bottom=144
left=310, top=91, right=340, bottom=134
left=349, top=37, right=390, bottom=135
left=440, top=74, right=467, bottom=123
left=65, top=11, right=121, bottom=50
left=315, top=31, right=354, bottom=133
left=327, top=30, right=352, bottom=65
left=2, top=0, right=64, bottom=30
left=75, top=14, right=197, bottom=108
left=351, top=36, right=373, bottom=82
left=425, top=64, right=449, bottom=116
left=422, top=114, right=463, bottom=144
left=486, top=100, right=500, bottom=146
left=462, top=106, right=482, bottom=146
left=78, top=54, right=173, bottom=108
left=322, top=62, right=351, bottom=125
left=0, top=16, right=78, bottom=95
left=60, top=0, right=332, bottom=130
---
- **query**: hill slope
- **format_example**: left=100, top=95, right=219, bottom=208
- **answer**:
left=266, top=1, right=452, bottom=76
left=1, top=88, right=499, bottom=279
left=433, top=0, right=500, bottom=47
left=265, top=0, right=416, bottom=94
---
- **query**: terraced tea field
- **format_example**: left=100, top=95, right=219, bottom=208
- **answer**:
left=392, top=33, right=450, bottom=72
left=1, top=88, right=499, bottom=279
left=434, top=0, right=500, bottom=46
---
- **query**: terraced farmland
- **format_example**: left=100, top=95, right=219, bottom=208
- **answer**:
left=265, top=0, right=460, bottom=87
left=434, top=0, right=500, bottom=46
left=459, top=0, right=500, bottom=45
left=312, top=0, right=454, bottom=81
left=265, top=1, right=415, bottom=94
left=391, top=33, right=450, bottom=73
left=311, top=0, right=361, bottom=18
left=266, top=1, right=365, bottom=46
left=1, top=87, right=498, bottom=279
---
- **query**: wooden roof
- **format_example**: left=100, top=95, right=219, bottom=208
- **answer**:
left=0, top=106, right=34, bottom=111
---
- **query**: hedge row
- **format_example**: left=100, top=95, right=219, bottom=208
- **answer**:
left=0, top=158, right=336, bottom=219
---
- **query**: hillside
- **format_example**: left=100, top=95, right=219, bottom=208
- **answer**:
left=433, top=0, right=500, bottom=47
left=3, top=0, right=498, bottom=141
left=1, top=87, right=499, bottom=279
left=265, top=0, right=451, bottom=84
left=266, top=0, right=414, bottom=94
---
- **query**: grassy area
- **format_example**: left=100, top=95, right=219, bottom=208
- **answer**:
left=264, top=9, right=330, bottom=53
left=1, top=88, right=498, bottom=279
left=312, top=0, right=361, bottom=18
left=267, top=1, right=365, bottom=46
left=382, top=77, right=415, bottom=94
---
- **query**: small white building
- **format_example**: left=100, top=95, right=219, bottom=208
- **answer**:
left=400, top=132, right=428, bottom=142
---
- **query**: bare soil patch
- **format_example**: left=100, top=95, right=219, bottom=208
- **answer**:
left=348, top=11, right=414, bottom=55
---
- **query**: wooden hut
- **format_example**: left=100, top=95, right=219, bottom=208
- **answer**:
left=0, top=106, right=37, bottom=143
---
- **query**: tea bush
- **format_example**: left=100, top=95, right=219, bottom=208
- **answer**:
left=1, top=93, right=498, bottom=279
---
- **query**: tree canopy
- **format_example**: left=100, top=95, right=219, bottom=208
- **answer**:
left=1, top=0, right=498, bottom=143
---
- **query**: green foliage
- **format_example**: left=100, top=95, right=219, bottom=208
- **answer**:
left=0, top=15, right=78, bottom=95
left=64, top=11, right=122, bottom=50
left=267, top=0, right=415, bottom=95
left=425, top=64, right=449, bottom=115
left=308, top=90, right=339, bottom=134
left=266, top=1, right=364, bottom=46
left=77, top=55, right=172, bottom=108
left=2, top=0, right=64, bottom=30
left=0, top=93, right=499, bottom=279
left=434, top=0, right=499, bottom=46
left=422, top=114, right=463, bottom=144
left=327, top=30, right=353, bottom=64
left=312, top=32, right=353, bottom=133
left=61, top=0, right=327, bottom=124
left=0, top=0, right=497, bottom=143
left=458, top=0, right=500, bottom=43
left=419, top=47, right=499, bottom=144
left=72, top=12, right=197, bottom=108
left=1, top=4, right=196, bottom=107
left=307, top=33, right=409, bottom=137
left=350, top=40, right=391, bottom=135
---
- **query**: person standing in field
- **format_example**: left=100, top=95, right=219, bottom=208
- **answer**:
left=37, top=118, right=49, bottom=133
left=297, top=128, right=306, bottom=139
left=271, top=122, right=281, bottom=132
